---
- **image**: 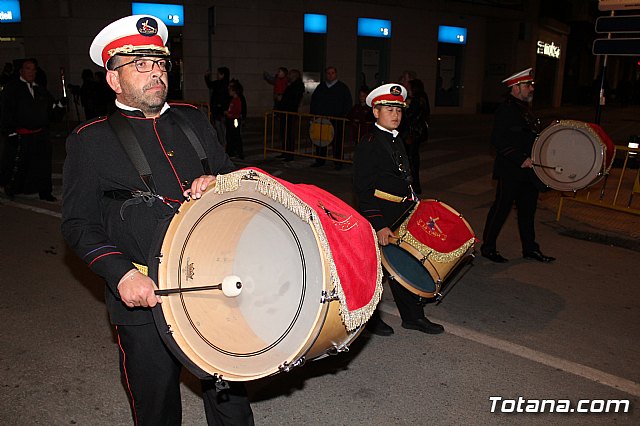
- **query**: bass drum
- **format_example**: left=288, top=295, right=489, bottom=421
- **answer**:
left=532, top=120, right=615, bottom=192
left=151, top=168, right=381, bottom=381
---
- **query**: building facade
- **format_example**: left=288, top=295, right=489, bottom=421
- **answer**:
left=1, top=0, right=611, bottom=120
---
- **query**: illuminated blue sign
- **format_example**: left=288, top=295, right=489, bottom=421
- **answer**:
left=132, top=3, right=184, bottom=26
left=304, top=13, right=327, bottom=34
left=358, top=17, right=391, bottom=38
left=0, top=0, right=21, bottom=23
left=438, top=25, right=467, bottom=44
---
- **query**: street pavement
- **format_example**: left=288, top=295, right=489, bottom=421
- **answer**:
left=1, top=104, right=639, bottom=425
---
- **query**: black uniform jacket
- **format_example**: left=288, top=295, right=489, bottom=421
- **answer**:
left=61, top=104, right=234, bottom=325
left=0, top=78, right=55, bottom=134
left=491, top=94, right=541, bottom=183
left=353, top=125, right=415, bottom=232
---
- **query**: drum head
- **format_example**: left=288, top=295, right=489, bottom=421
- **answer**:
left=156, top=180, right=328, bottom=381
left=381, top=244, right=437, bottom=296
left=532, top=120, right=606, bottom=191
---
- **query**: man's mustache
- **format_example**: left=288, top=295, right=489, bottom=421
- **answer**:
left=143, top=78, right=166, bottom=91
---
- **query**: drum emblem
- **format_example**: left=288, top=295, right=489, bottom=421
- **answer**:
left=416, top=217, right=447, bottom=242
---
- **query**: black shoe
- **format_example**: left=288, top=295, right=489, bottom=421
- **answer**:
left=39, top=193, right=57, bottom=202
left=523, top=250, right=555, bottom=263
left=283, top=155, right=294, bottom=162
left=401, top=317, right=444, bottom=334
left=366, top=314, right=394, bottom=336
left=310, top=161, right=324, bottom=168
left=481, top=250, right=509, bottom=263
left=334, top=163, right=343, bottom=170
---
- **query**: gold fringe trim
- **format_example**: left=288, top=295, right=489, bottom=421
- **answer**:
left=215, top=169, right=382, bottom=331
left=396, top=220, right=475, bottom=263
left=132, top=262, right=149, bottom=276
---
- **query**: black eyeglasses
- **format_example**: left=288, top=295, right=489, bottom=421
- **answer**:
left=113, top=58, right=172, bottom=73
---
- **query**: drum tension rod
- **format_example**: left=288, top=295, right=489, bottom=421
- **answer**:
left=280, top=357, right=306, bottom=373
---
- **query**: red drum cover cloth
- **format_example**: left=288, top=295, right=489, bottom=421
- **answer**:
left=586, top=123, right=615, bottom=169
left=405, top=201, right=474, bottom=254
left=228, top=167, right=381, bottom=328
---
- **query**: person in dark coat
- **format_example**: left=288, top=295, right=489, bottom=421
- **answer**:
left=310, top=66, right=352, bottom=169
left=353, top=83, right=444, bottom=336
left=0, top=58, right=64, bottom=201
left=480, top=68, right=555, bottom=263
left=401, top=79, right=430, bottom=194
left=61, top=15, right=254, bottom=425
left=276, top=69, right=305, bottom=161
left=204, top=66, right=231, bottom=147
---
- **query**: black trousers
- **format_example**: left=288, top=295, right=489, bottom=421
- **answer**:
left=116, top=323, right=254, bottom=426
left=482, top=177, right=540, bottom=254
left=0, top=132, right=52, bottom=195
left=388, top=278, right=425, bottom=322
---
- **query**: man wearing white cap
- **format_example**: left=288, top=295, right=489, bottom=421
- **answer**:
left=354, top=83, right=445, bottom=336
left=61, top=15, right=253, bottom=424
left=480, top=67, right=555, bottom=263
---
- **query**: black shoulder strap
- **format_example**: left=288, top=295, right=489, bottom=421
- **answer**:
left=171, top=107, right=212, bottom=175
left=108, top=111, right=156, bottom=194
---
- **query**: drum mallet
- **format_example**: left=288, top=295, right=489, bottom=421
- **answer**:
left=155, top=275, right=243, bottom=297
left=532, top=163, right=564, bottom=173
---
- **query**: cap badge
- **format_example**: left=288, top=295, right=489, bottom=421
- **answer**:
left=137, top=17, right=159, bottom=37
left=390, top=85, right=402, bottom=96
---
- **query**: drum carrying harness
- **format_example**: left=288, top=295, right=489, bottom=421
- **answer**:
left=107, top=108, right=212, bottom=219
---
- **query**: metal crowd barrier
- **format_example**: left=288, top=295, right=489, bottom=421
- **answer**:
left=556, top=145, right=640, bottom=220
left=263, top=110, right=372, bottom=163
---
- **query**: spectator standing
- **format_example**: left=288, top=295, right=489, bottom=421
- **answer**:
left=204, top=66, right=231, bottom=146
left=401, top=79, right=430, bottom=194
left=347, top=86, right=375, bottom=145
left=310, top=66, right=352, bottom=169
left=225, top=79, right=244, bottom=159
left=263, top=67, right=288, bottom=107
left=80, top=69, right=101, bottom=120
left=0, top=58, right=64, bottom=201
left=277, top=69, right=305, bottom=161
left=94, top=70, right=116, bottom=115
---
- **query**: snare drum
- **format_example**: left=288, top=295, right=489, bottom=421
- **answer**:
left=532, top=120, right=615, bottom=192
left=380, top=199, right=476, bottom=298
left=150, top=168, right=382, bottom=381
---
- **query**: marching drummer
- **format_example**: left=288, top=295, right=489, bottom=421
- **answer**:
left=61, top=15, right=254, bottom=424
left=353, top=83, right=445, bottom=336
left=480, top=67, right=555, bottom=263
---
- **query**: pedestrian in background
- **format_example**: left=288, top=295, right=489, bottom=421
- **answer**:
left=276, top=69, right=305, bottom=161
left=0, top=58, right=65, bottom=201
left=401, top=78, right=430, bottom=194
left=204, top=66, right=231, bottom=147
left=225, top=79, right=244, bottom=159
left=310, top=66, right=352, bottom=169
left=263, top=66, right=288, bottom=107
